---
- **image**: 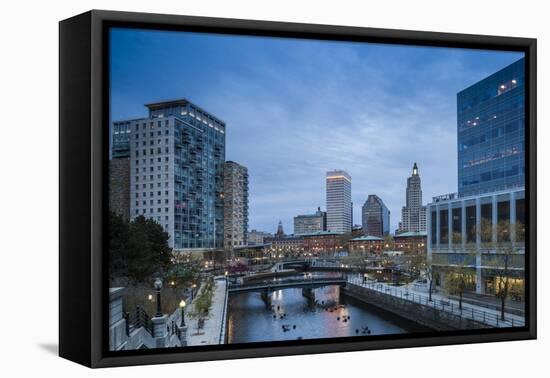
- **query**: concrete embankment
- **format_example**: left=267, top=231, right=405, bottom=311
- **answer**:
left=342, top=282, right=491, bottom=331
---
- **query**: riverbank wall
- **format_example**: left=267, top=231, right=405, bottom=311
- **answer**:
left=342, top=282, right=491, bottom=331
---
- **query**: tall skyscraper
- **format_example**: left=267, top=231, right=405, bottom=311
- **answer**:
left=457, top=58, right=525, bottom=197
left=223, top=161, right=249, bottom=254
left=326, top=170, right=352, bottom=234
left=361, top=195, right=390, bottom=237
left=114, top=99, right=226, bottom=251
left=294, top=207, right=327, bottom=235
left=399, top=163, right=426, bottom=234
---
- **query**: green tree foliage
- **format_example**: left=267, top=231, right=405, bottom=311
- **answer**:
left=109, top=212, right=172, bottom=284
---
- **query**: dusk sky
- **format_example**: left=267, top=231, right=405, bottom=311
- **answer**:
left=110, top=28, right=523, bottom=234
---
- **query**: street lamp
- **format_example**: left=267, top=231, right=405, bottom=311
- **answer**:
left=179, top=299, right=186, bottom=327
left=154, top=278, right=163, bottom=317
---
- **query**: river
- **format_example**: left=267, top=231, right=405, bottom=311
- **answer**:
left=226, top=279, right=425, bottom=344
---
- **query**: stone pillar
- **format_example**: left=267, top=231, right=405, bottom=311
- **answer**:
left=492, top=195, right=498, bottom=243
left=448, top=202, right=453, bottom=250
left=510, top=191, right=516, bottom=243
left=461, top=200, right=466, bottom=247
left=475, top=198, right=483, bottom=294
left=151, top=315, right=168, bottom=348
left=475, top=198, right=481, bottom=249
left=178, top=325, right=188, bottom=347
left=435, top=205, right=440, bottom=249
left=109, top=287, right=128, bottom=351
left=426, top=206, right=432, bottom=258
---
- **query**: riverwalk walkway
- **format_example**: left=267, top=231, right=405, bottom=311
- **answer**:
left=347, top=275, right=525, bottom=328
left=186, top=277, right=228, bottom=346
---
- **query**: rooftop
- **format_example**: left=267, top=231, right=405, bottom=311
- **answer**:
left=300, top=231, right=341, bottom=237
left=350, top=235, right=384, bottom=241
left=394, top=231, right=427, bottom=238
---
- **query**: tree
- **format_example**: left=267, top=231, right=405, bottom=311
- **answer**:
left=109, top=213, right=173, bottom=284
left=109, top=211, right=131, bottom=281
left=444, top=252, right=476, bottom=311
left=480, top=219, right=524, bottom=321
left=188, top=277, right=215, bottom=333
left=409, top=252, right=438, bottom=302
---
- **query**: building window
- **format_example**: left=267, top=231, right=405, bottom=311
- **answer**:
left=452, top=208, right=461, bottom=243
left=516, top=198, right=525, bottom=241
left=498, top=201, right=510, bottom=241
left=481, top=203, right=492, bottom=242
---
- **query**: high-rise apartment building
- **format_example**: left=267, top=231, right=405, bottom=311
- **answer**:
left=326, top=170, right=352, bottom=234
left=361, top=195, right=390, bottom=237
left=399, top=163, right=426, bottom=234
left=457, top=58, right=525, bottom=197
left=294, top=207, right=327, bottom=235
left=113, top=99, right=226, bottom=251
left=223, top=161, right=249, bottom=254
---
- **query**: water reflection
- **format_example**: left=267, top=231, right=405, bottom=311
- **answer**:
left=227, top=284, right=421, bottom=344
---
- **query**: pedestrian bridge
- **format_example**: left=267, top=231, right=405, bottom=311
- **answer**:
left=227, top=276, right=347, bottom=294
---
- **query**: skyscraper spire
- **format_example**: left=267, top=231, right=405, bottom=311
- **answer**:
left=412, top=162, right=418, bottom=176
left=276, top=220, right=285, bottom=238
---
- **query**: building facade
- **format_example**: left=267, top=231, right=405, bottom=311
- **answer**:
left=265, top=235, right=304, bottom=255
left=223, top=161, right=249, bottom=254
left=113, top=99, right=226, bottom=251
left=301, top=231, right=343, bottom=255
left=428, top=58, right=526, bottom=297
left=361, top=195, right=390, bottom=237
left=427, top=188, right=525, bottom=295
left=399, top=163, right=427, bottom=234
left=294, top=207, right=327, bottom=235
left=457, top=58, right=525, bottom=197
left=393, top=231, right=427, bottom=253
left=247, top=230, right=271, bottom=246
left=326, top=170, right=352, bottom=234
left=349, top=235, right=384, bottom=254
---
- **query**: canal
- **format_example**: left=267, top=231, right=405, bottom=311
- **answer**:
left=226, top=279, right=426, bottom=344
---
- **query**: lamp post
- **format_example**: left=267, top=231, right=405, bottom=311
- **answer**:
left=179, top=299, right=186, bottom=327
left=154, top=278, right=163, bottom=317
left=191, top=283, right=197, bottom=301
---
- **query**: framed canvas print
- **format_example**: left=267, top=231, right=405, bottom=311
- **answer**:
left=59, top=10, right=537, bottom=368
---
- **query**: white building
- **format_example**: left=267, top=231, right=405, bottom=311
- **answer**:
left=326, top=170, right=352, bottom=234
left=427, top=187, right=525, bottom=295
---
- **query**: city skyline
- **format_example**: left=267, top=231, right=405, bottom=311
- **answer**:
left=110, top=28, right=524, bottom=233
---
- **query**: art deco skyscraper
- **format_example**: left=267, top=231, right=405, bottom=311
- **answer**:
left=223, top=161, right=249, bottom=255
left=326, top=170, right=352, bottom=234
left=399, top=163, right=426, bottom=233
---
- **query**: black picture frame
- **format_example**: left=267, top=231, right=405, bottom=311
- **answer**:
left=59, top=9, right=537, bottom=368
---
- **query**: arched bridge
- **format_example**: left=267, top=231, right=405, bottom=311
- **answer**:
left=228, top=276, right=347, bottom=294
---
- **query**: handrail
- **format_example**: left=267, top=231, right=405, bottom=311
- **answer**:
left=348, top=277, right=524, bottom=328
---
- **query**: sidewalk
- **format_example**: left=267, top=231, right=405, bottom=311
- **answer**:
left=347, top=274, right=525, bottom=328
left=186, top=278, right=228, bottom=346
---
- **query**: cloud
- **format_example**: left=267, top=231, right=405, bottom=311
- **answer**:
left=110, top=30, right=523, bottom=233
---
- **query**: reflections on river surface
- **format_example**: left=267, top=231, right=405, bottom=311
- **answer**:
left=227, top=280, right=422, bottom=344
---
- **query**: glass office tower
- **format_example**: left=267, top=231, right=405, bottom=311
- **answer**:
left=457, top=58, right=525, bottom=197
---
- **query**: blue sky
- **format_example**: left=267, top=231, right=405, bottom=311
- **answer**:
left=110, top=28, right=523, bottom=234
